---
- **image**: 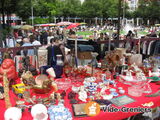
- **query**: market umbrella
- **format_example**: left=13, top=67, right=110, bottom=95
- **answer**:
left=34, top=24, right=42, bottom=27
left=66, top=23, right=80, bottom=29
left=56, top=21, right=72, bottom=26
left=11, top=25, right=22, bottom=29
left=34, top=23, right=56, bottom=27
left=48, top=23, right=57, bottom=26
left=21, top=25, right=34, bottom=30
left=80, top=22, right=86, bottom=25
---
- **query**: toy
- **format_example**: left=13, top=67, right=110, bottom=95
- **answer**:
left=12, top=83, right=26, bottom=98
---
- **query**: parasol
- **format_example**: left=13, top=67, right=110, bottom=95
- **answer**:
left=34, top=23, right=56, bottom=27
left=21, top=25, right=34, bottom=30
left=11, top=25, right=22, bottom=29
left=66, top=23, right=80, bottom=29
left=56, top=21, right=72, bottom=26
left=80, top=22, right=86, bottom=25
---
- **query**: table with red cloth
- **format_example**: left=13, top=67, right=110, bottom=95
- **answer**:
left=0, top=77, right=160, bottom=120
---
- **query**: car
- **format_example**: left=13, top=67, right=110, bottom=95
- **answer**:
left=12, top=83, right=26, bottom=98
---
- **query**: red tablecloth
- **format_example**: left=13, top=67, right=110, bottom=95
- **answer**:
left=0, top=78, right=160, bottom=120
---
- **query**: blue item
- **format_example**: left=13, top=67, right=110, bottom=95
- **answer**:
left=51, top=47, right=56, bottom=67
left=48, top=104, right=72, bottom=120
left=111, top=92, right=119, bottom=96
left=54, top=65, right=63, bottom=78
left=40, top=66, right=50, bottom=75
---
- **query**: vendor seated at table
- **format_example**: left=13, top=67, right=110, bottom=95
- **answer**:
left=21, top=37, right=35, bottom=56
left=47, top=37, right=64, bottom=67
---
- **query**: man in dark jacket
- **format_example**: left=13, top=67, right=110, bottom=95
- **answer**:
left=47, top=37, right=64, bottom=67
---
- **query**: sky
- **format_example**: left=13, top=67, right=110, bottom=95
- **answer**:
left=80, top=0, right=85, bottom=4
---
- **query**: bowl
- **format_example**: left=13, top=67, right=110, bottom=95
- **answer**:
left=128, top=86, right=143, bottom=97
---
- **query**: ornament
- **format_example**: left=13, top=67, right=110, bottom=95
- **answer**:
left=4, top=107, right=22, bottom=120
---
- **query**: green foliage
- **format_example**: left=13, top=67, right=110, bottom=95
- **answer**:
left=15, top=0, right=32, bottom=20
left=134, top=0, right=160, bottom=20
left=27, top=17, right=50, bottom=24
left=1, top=0, right=160, bottom=24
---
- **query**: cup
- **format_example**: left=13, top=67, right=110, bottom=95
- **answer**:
left=46, top=67, right=56, bottom=78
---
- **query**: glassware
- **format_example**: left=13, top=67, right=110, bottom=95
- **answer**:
left=128, top=86, right=143, bottom=97
left=142, top=79, right=152, bottom=93
left=55, top=78, right=71, bottom=91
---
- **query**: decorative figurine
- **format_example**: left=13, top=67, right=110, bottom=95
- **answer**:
left=18, top=51, right=37, bottom=77
left=21, top=71, right=36, bottom=86
left=78, top=86, right=87, bottom=102
left=100, top=86, right=107, bottom=95
left=33, top=74, right=52, bottom=94
left=0, top=59, right=17, bottom=82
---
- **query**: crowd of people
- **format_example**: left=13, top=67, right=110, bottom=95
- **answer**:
left=2, top=24, right=160, bottom=62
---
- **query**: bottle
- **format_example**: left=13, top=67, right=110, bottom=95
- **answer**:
left=55, top=55, right=64, bottom=78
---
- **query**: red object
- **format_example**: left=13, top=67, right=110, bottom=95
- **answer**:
left=0, top=77, right=160, bottom=120
left=66, top=23, right=80, bottom=29
left=0, top=59, right=17, bottom=81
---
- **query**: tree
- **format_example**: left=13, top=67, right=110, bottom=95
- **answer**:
left=15, top=0, right=32, bottom=21
left=56, top=0, right=81, bottom=18
left=0, top=0, right=5, bottom=28
left=81, top=0, right=102, bottom=18
left=134, top=0, right=160, bottom=24
left=0, top=0, right=19, bottom=28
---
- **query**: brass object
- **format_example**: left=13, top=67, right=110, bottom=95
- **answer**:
left=21, top=71, right=36, bottom=86
left=32, top=74, right=52, bottom=94
left=3, top=72, right=12, bottom=108
left=21, top=71, right=57, bottom=94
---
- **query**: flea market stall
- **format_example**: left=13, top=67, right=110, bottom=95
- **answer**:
left=0, top=38, right=160, bottom=120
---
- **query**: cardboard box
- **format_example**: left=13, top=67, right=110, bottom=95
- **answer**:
left=78, top=52, right=92, bottom=59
